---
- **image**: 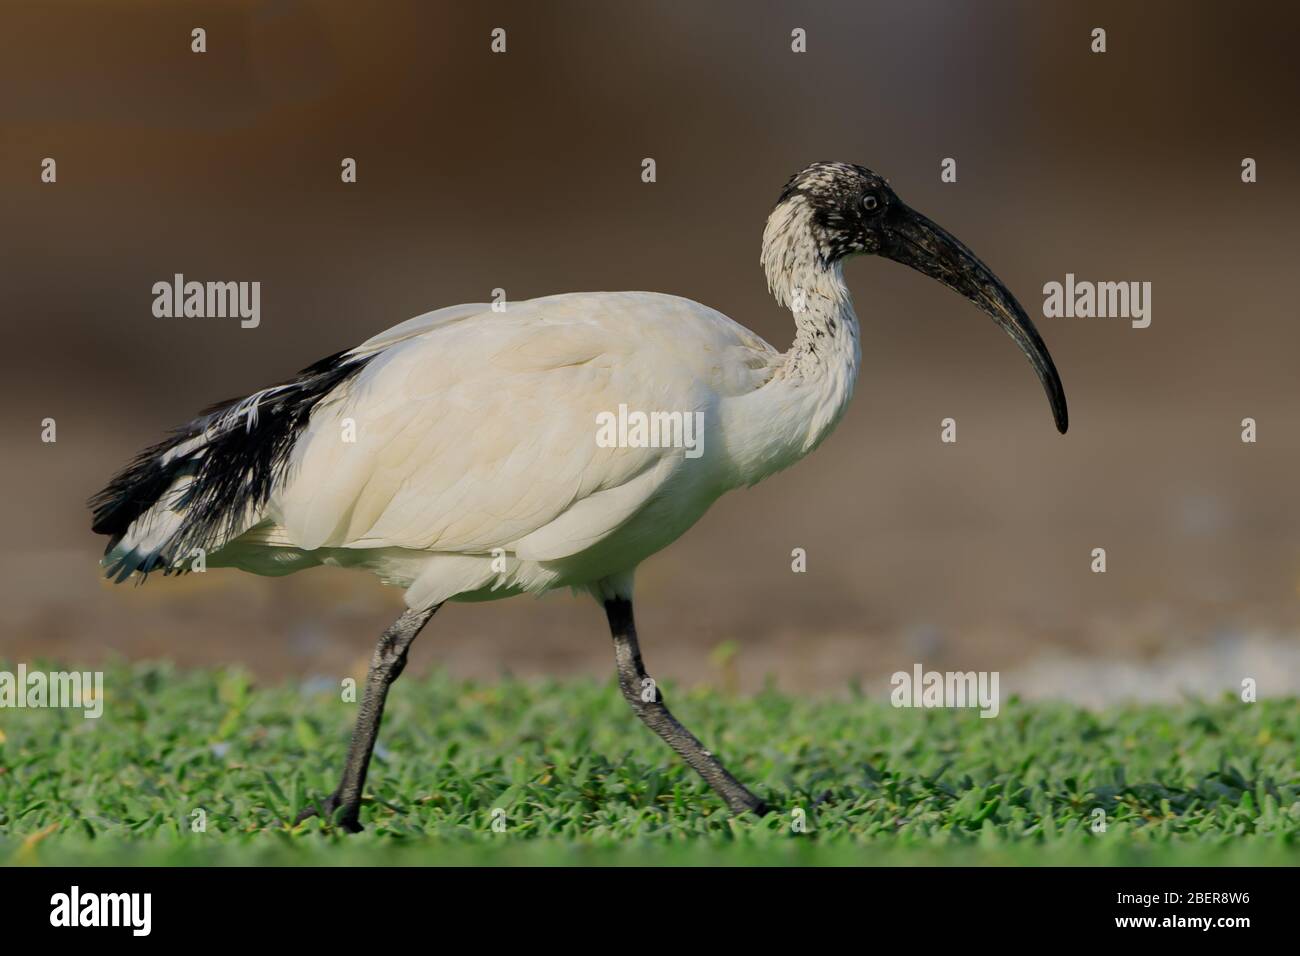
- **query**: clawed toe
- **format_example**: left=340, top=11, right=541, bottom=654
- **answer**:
left=294, top=794, right=363, bottom=833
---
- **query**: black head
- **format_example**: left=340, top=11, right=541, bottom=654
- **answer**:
left=775, top=161, right=900, bottom=262
left=774, top=161, right=1068, bottom=434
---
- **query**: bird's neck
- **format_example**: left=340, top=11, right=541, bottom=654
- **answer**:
left=722, top=234, right=860, bottom=487
left=760, top=195, right=862, bottom=390
left=775, top=259, right=860, bottom=385
left=773, top=261, right=861, bottom=458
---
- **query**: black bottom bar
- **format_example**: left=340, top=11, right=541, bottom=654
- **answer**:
left=0, top=865, right=1281, bottom=941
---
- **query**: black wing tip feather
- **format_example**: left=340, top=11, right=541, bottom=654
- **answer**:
left=88, top=432, right=189, bottom=538
left=88, top=348, right=373, bottom=581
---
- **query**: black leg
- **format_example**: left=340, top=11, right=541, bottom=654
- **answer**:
left=604, top=597, right=767, bottom=815
left=297, top=604, right=439, bottom=832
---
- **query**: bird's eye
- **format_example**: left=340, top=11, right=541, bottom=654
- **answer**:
left=862, top=192, right=880, bottom=212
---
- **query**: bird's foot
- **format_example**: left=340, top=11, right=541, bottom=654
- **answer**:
left=294, top=792, right=363, bottom=833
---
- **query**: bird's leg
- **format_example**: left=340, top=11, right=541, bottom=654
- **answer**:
left=604, top=597, right=768, bottom=816
left=296, top=604, right=440, bottom=832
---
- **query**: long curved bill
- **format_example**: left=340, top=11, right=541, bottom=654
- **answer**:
left=882, top=205, right=1068, bottom=434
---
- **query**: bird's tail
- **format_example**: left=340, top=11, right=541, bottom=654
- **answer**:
left=89, top=349, right=373, bottom=581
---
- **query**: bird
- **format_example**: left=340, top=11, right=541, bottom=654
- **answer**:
left=91, top=161, right=1067, bottom=830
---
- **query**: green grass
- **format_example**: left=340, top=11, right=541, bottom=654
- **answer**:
left=1, top=661, right=1297, bottom=865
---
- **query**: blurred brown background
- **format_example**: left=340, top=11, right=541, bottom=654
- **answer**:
left=2, top=0, right=1298, bottom=701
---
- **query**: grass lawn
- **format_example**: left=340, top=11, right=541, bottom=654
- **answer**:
left=1, top=661, right=1297, bottom=865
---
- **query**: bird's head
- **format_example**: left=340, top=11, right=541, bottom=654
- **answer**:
left=763, top=161, right=1068, bottom=434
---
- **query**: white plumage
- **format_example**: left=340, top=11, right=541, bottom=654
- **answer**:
left=114, top=287, right=856, bottom=608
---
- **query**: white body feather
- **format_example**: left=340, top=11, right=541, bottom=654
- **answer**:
left=197, top=280, right=858, bottom=608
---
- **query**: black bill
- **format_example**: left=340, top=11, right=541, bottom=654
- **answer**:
left=882, top=205, right=1068, bottom=434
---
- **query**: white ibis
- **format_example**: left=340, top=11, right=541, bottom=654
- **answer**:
left=91, top=162, right=1067, bottom=829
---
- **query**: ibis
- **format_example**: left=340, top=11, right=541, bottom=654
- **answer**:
left=91, top=162, right=1067, bottom=829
